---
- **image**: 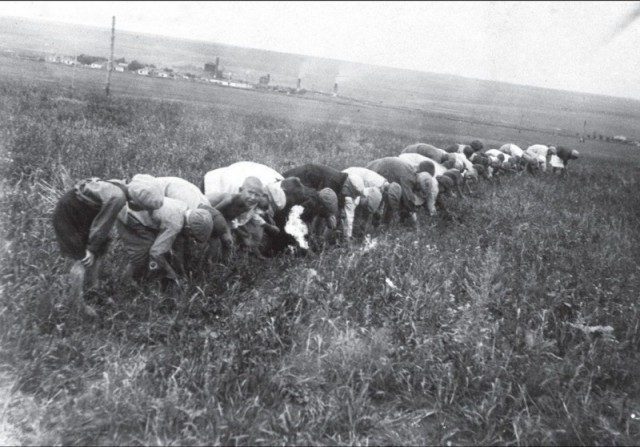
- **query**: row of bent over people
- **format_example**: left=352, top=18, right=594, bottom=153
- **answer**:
left=53, top=140, right=579, bottom=316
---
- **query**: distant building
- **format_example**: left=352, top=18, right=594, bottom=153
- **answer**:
left=259, top=74, right=271, bottom=85
left=613, top=135, right=627, bottom=142
left=137, top=68, right=150, bottom=76
left=205, top=57, right=223, bottom=79
left=90, top=62, right=104, bottom=69
left=228, top=81, right=254, bottom=90
left=48, top=55, right=77, bottom=65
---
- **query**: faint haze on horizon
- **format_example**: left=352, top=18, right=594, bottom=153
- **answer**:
left=2, top=1, right=640, bottom=101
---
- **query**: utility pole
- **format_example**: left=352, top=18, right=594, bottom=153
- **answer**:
left=71, top=43, right=77, bottom=98
left=105, top=16, right=115, bottom=96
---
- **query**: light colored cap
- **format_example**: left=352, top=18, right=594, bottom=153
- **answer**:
left=571, top=150, right=579, bottom=159
left=265, top=182, right=287, bottom=211
left=186, top=208, right=214, bottom=243
left=363, top=187, right=382, bottom=213
left=128, top=174, right=164, bottom=210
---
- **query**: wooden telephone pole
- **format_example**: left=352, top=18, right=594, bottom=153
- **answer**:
left=105, top=16, right=115, bottom=96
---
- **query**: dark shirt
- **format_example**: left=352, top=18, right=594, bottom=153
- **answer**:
left=555, top=146, right=574, bottom=162
left=282, top=163, right=349, bottom=210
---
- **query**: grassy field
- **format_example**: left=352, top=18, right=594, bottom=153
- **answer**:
left=2, top=16, right=640, bottom=141
left=1, top=67, right=640, bottom=446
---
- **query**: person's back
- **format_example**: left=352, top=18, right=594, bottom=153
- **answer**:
left=282, top=163, right=347, bottom=196
left=282, top=164, right=355, bottom=223
left=500, top=143, right=524, bottom=158
left=526, top=144, right=552, bottom=172
left=401, top=143, right=449, bottom=163
left=225, top=161, right=284, bottom=185
left=155, top=176, right=209, bottom=210
left=551, top=146, right=579, bottom=175
left=342, top=167, right=388, bottom=189
left=118, top=197, right=213, bottom=283
left=366, top=157, right=418, bottom=220
left=397, top=153, right=431, bottom=172
left=526, top=144, right=549, bottom=156
left=555, top=146, right=579, bottom=162
left=444, top=143, right=465, bottom=154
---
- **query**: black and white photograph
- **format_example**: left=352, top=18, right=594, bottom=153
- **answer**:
left=0, top=1, right=639, bottom=445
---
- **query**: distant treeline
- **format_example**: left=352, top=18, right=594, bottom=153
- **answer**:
left=75, top=55, right=155, bottom=72
left=76, top=54, right=108, bottom=65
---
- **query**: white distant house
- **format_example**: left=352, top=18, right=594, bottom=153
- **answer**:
left=90, top=62, right=104, bottom=69
left=137, top=68, right=150, bottom=76
left=48, top=55, right=76, bottom=65
left=228, top=81, right=254, bottom=90
left=613, top=135, right=627, bottom=142
left=115, top=62, right=128, bottom=72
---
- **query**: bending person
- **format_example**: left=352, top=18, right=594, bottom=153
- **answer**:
left=52, top=175, right=163, bottom=315
left=117, top=193, right=213, bottom=290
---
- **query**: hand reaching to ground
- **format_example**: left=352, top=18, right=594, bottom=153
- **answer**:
left=81, top=250, right=95, bottom=267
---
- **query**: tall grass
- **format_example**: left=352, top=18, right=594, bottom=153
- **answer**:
left=1, top=79, right=639, bottom=445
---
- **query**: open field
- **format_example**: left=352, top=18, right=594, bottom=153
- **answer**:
left=2, top=55, right=639, bottom=157
left=2, top=15, right=640, bottom=142
left=1, top=59, right=640, bottom=446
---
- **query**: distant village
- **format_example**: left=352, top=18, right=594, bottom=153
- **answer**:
left=2, top=48, right=638, bottom=146
left=1, top=48, right=340, bottom=98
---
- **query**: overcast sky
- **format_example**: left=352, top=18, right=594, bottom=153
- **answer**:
left=3, top=1, right=640, bottom=100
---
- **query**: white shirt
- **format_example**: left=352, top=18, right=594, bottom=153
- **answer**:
left=342, top=167, right=388, bottom=189
left=153, top=177, right=209, bottom=210
left=204, top=161, right=284, bottom=195
left=499, top=143, right=524, bottom=157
